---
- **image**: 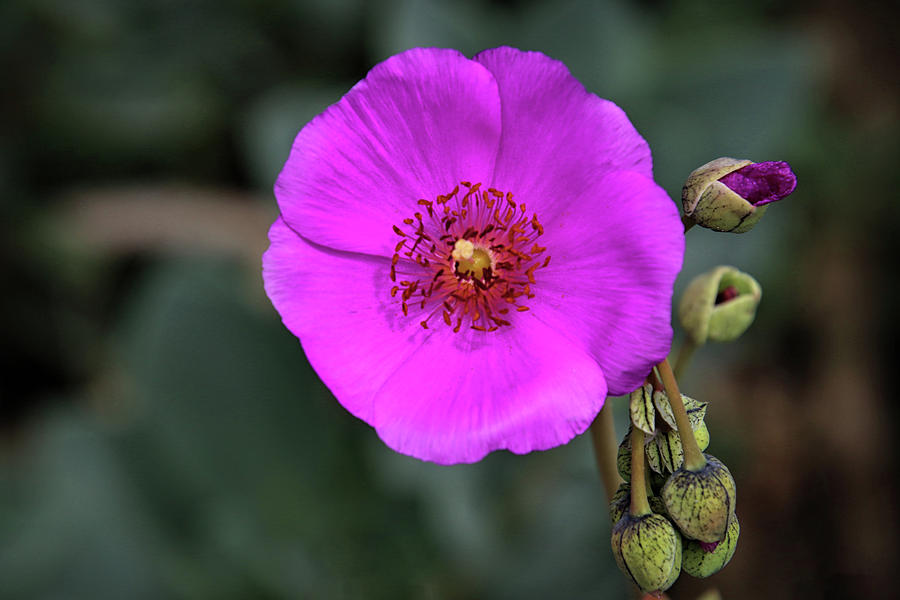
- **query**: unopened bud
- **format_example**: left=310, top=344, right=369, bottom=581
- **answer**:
left=610, top=483, right=630, bottom=525
left=682, top=158, right=796, bottom=233
left=694, top=422, right=710, bottom=452
left=629, top=383, right=656, bottom=434
left=617, top=431, right=632, bottom=480
left=611, top=483, right=670, bottom=524
left=611, top=513, right=683, bottom=593
left=662, top=455, right=736, bottom=543
left=679, top=266, right=761, bottom=344
left=682, top=514, right=740, bottom=577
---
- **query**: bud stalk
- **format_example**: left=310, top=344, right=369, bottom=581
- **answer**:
left=630, top=427, right=651, bottom=517
left=657, top=359, right=706, bottom=471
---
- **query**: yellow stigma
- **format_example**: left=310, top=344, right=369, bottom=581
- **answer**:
left=451, top=239, right=492, bottom=279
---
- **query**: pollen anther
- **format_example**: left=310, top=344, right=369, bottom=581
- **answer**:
left=390, top=181, right=550, bottom=333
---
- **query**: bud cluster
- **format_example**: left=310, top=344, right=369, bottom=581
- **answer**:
left=609, top=387, right=739, bottom=593
left=603, top=156, right=796, bottom=593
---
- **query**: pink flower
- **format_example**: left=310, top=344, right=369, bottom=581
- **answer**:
left=263, top=47, right=684, bottom=464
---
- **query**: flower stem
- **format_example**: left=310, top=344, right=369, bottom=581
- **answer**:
left=673, top=337, right=698, bottom=380
left=656, top=358, right=706, bottom=472
left=629, top=427, right=651, bottom=517
left=590, top=402, right=621, bottom=502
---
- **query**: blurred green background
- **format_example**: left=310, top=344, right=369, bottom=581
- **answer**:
left=2, top=0, right=898, bottom=598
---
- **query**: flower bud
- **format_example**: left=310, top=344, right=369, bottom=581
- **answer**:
left=611, top=483, right=670, bottom=524
left=694, top=422, right=710, bottom=452
left=682, top=514, right=740, bottom=578
left=617, top=431, right=632, bottom=480
left=682, top=158, right=796, bottom=233
left=629, top=383, right=655, bottom=434
left=662, top=455, right=736, bottom=543
left=649, top=494, right=668, bottom=517
left=678, top=266, right=761, bottom=344
left=611, top=513, right=683, bottom=593
left=610, top=482, right=630, bottom=524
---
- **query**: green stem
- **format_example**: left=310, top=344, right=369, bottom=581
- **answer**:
left=590, top=402, right=621, bottom=503
left=629, top=427, right=651, bottom=517
left=673, top=337, right=698, bottom=380
left=657, top=358, right=707, bottom=472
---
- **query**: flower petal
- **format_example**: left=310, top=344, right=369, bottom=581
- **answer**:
left=529, top=170, right=684, bottom=396
left=719, top=160, right=797, bottom=207
left=473, top=46, right=653, bottom=215
left=372, top=321, right=608, bottom=465
left=263, top=218, right=421, bottom=422
left=276, top=48, right=502, bottom=257
left=263, top=219, right=608, bottom=465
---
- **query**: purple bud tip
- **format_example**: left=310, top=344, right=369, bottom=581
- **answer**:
left=699, top=540, right=720, bottom=553
left=715, top=285, right=739, bottom=305
left=719, top=161, right=797, bottom=207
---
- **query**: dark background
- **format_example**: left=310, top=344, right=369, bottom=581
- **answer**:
left=2, top=0, right=898, bottom=598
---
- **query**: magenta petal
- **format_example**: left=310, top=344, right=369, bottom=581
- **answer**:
left=276, top=48, right=502, bottom=257
left=263, top=218, right=423, bottom=422
left=719, top=161, right=797, bottom=207
left=372, top=322, right=608, bottom=465
left=529, top=170, right=684, bottom=396
left=473, top=47, right=653, bottom=215
left=263, top=220, right=608, bottom=465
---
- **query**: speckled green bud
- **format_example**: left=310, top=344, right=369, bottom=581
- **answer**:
left=678, top=266, right=762, bottom=344
left=694, top=422, right=710, bottom=452
left=617, top=431, right=632, bottom=480
left=610, top=483, right=669, bottom=525
left=649, top=470, right=668, bottom=496
left=656, top=424, right=711, bottom=473
left=648, top=494, right=668, bottom=517
left=653, top=391, right=707, bottom=431
left=611, top=513, right=683, bottom=593
left=645, top=433, right=664, bottom=474
left=682, top=157, right=765, bottom=233
left=662, top=455, right=736, bottom=543
left=629, top=383, right=655, bottom=434
left=682, top=514, right=740, bottom=577
left=648, top=392, right=709, bottom=473
left=610, top=483, right=631, bottom=524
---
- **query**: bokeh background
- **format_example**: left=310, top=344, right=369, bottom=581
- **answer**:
left=2, top=0, right=898, bottom=598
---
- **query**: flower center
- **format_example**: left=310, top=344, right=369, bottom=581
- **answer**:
left=451, top=239, right=492, bottom=279
left=390, top=181, right=550, bottom=333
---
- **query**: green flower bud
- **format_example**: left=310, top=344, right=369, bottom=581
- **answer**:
left=694, top=422, right=710, bottom=452
left=610, top=482, right=631, bottom=524
left=682, top=514, right=740, bottom=578
left=653, top=391, right=707, bottom=431
left=629, top=383, right=655, bottom=434
left=611, top=483, right=670, bottom=524
left=609, top=482, right=668, bottom=525
left=611, top=513, right=683, bottom=593
left=656, top=425, right=710, bottom=473
left=617, top=430, right=632, bottom=480
left=649, top=391, right=710, bottom=473
left=662, top=455, right=736, bottom=543
left=648, top=494, right=668, bottom=517
left=649, top=470, right=668, bottom=497
left=678, top=266, right=761, bottom=344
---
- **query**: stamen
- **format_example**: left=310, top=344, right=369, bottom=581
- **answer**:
left=390, top=181, right=550, bottom=333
